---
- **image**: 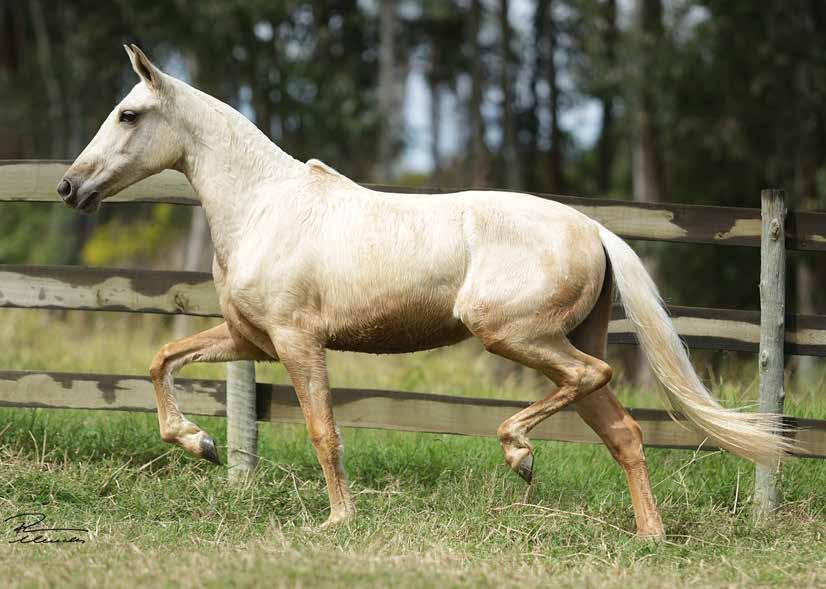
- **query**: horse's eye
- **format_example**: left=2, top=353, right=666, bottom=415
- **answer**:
left=119, top=110, right=138, bottom=124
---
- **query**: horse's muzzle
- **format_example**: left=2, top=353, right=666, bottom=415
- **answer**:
left=57, top=176, right=101, bottom=213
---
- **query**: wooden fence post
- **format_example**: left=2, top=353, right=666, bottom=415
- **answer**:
left=226, top=361, right=258, bottom=481
left=754, top=188, right=786, bottom=518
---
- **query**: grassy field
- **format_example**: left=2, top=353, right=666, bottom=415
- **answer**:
left=1, top=309, right=825, bottom=588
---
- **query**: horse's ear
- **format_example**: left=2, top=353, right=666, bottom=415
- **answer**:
left=123, top=44, right=165, bottom=92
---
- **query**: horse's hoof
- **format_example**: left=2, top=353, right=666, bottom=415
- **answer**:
left=200, top=435, right=221, bottom=465
left=636, top=523, right=666, bottom=541
left=319, top=510, right=355, bottom=530
left=503, top=444, right=534, bottom=484
left=516, top=453, right=533, bottom=484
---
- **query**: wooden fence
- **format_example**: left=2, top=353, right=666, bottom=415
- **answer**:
left=1, top=161, right=825, bottom=509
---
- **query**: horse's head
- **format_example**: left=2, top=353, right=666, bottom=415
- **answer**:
left=58, top=45, right=184, bottom=213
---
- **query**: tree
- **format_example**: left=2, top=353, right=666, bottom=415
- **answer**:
left=377, top=0, right=398, bottom=182
left=499, top=0, right=520, bottom=189
left=547, top=0, right=566, bottom=193
left=467, top=0, right=489, bottom=186
left=596, top=0, right=617, bottom=193
left=630, top=0, right=666, bottom=205
left=524, top=0, right=549, bottom=191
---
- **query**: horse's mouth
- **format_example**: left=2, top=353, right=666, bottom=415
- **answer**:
left=76, top=192, right=101, bottom=214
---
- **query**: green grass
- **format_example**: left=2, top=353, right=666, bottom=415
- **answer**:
left=1, top=309, right=825, bottom=587
left=2, top=411, right=825, bottom=588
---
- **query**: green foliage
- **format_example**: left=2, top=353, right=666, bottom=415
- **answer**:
left=0, top=204, right=53, bottom=264
left=81, top=204, right=178, bottom=266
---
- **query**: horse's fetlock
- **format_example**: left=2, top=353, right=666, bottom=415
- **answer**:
left=498, top=423, right=529, bottom=450
left=496, top=421, right=515, bottom=443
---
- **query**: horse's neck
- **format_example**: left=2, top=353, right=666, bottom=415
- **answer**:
left=177, top=86, right=305, bottom=265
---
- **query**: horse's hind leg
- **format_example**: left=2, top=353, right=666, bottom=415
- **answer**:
left=570, top=272, right=664, bottom=537
left=573, top=390, right=664, bottom=537
left=479, top=330, right=613, bottom=483
left=150, top=322, right=270, bottom=463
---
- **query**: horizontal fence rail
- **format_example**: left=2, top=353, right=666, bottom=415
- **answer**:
left=3, top=160, right=826, bottom=251
left=2, top=264, right=825, bottom=357
left=1, top=369, right=823, bottom=458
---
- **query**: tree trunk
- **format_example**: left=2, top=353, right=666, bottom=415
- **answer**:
left=597, top=0, right=617, bottom=194
left=27, top=0, right=62, bottom=157
left=427, top=62, right=442, bottom=186
left=794, top=258, right=817, bottom=382
left=499, top=0, right=520, bottom=190
left=792, top=139, right=819, bottom=383
left=468, top=0, right=488, bottom=186
left=377, top=0, right=396, bottom=182
left=547, top=0, right=565, bottom=193
left=252, top=38, right=273, bottom=139
left=0, top=0, right=26, bottom=157
left=631, top=0, right=665, bottom=205
left=526, top=0, right=549, bottom=191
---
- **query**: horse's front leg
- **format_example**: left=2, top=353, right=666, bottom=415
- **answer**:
left=150, top=322, right=270, bottom=462
left=272, top=328, right=355, bottom=528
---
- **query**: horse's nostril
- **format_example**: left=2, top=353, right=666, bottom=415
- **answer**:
left=57, top=179, right=72, bottom=199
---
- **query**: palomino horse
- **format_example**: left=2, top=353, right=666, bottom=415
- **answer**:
left=58, top=45, right=789, bottom=536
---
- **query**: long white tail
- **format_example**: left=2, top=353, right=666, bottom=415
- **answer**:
left=596, top=223, right=792, bottom=466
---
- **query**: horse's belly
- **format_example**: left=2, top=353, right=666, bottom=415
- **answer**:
left=322, top=280, right=471, bottom=353
left=326, top=310, right=471, bottom=354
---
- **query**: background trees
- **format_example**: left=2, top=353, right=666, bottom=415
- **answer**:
left=1, top=0, right=824, bottom=361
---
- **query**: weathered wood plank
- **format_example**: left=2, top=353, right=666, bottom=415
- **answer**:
left=3, top=161, right=825, bottom=251
left=609, top=305, right=826, bottom=357
left=3, top=264, right=826, bottom=356
left=0, top=265, right=219, bottom=316
left=0, top=370, right=822, bottom=458
left=0, top=161, right=197, bottom=205
left=0, top=370, right=227, bottom=415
